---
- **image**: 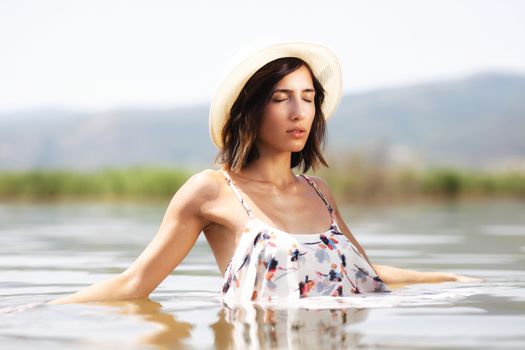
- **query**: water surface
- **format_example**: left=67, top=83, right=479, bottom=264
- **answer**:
left=1, top=200, right=524, bottom=349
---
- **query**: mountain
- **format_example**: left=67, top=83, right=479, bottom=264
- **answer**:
left=0, top=106, right=214, bottom=170
left=327, top=72, right=525, bottom=169
left=1, top=72, right=524, bottom=171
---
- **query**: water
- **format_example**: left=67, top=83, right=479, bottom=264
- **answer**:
left=1, top=200, right=524, bottom=349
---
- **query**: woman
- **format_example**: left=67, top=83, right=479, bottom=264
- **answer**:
left=51, top=42, right=473, bottom=304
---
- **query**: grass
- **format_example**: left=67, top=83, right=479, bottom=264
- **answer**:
left=318, top=166, right=525, bottom=203
left=0, top=168, right=191, bottom=201
left=0, top=166, right=523, bottom=202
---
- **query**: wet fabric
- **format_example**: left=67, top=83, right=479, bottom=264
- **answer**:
left=220, top=170, right=388, bottom=302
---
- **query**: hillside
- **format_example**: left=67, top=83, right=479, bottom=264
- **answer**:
left=1, top=72, right=524, bottom=171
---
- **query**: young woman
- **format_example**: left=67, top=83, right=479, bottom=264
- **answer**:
left=51, top=42, right=474, bottom=304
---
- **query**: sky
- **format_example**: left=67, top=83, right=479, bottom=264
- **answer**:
left=0, top=0, right=524, bottom=113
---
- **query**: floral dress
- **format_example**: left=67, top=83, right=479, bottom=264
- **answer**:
left=220, top=170, right=387, bottom=302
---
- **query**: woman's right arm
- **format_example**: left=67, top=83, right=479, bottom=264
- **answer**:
left=49, top=170, right=219, bottom=304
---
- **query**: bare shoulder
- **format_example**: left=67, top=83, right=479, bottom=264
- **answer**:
left=174, top=169, right=226, bottom=203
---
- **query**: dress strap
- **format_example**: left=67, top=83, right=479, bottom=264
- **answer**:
left=220, top=170, right=255, bottom=219
left=299, top=174, right=336, bottom=222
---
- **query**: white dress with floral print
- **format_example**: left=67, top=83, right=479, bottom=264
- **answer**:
left=220, top=170, right=388, bottom=302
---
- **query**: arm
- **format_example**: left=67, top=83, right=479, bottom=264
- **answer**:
left=50, top=170, right=219, bottom=304
left=371, top=264, right=457, bottom=284
left=371, top=264, right=481, bottom=284
left=310, top=176, right=477, bottom=285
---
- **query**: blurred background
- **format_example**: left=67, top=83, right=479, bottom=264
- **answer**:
left=2, top=3, right=525, bottom=348
left=1, top=0, right=524, bottom=202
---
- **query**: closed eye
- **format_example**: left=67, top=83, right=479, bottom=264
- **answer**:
left=272, top=98, right=312, bottom=103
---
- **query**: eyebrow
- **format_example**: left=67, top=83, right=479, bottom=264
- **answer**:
left=272, top=88, right=315, bottom=94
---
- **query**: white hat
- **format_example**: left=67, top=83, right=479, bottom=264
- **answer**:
left=209, top=40, right=343, bottom=149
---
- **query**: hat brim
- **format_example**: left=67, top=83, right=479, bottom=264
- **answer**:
left=209, top=41, right=343, bottom=149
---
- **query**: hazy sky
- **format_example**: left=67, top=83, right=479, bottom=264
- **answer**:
left=1, top=0, right=524, bottom=113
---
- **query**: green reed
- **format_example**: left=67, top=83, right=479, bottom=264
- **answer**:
left=318, top=166, right=525, bottom=202
left=0, top=168, right=191, bottom=200
left=0, top=167, right=523, bottom=202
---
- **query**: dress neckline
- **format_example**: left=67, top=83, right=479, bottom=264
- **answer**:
left=220, top=169, right=339, bottom=237
left=247, top=216, right=338, bottom=237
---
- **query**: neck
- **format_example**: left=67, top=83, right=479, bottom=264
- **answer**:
left=234, top=147, right=297, bottom=187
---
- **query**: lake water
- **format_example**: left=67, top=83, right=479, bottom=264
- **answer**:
left=1, top=200, right=524, bottom=349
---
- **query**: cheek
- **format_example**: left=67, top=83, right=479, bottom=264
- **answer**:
left=260, top=106, right=283, bottom=132
left=307, top=103, right=316, bottom=119
left=305, top=109, right=316, bottom=128
left=259, top=119, right=279, bottom=142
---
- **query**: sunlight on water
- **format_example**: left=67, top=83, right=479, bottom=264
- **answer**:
left=1, top=200, right=525, bottom=349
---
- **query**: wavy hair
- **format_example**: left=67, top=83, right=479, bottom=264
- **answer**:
left=217, top=57, right=328, bottom=173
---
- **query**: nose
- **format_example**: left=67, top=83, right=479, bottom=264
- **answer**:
left=289, top=96, right=307, bottom=121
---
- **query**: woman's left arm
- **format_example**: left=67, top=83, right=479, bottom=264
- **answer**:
left=310, top=177, right=479, bottom=285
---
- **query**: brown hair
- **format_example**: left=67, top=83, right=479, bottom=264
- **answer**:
left=217, top=57, right=328, bottom=173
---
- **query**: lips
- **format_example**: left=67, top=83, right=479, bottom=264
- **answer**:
left=286, top=127, right=307, bottom=138
left=287, top=127, right=306, bottom=133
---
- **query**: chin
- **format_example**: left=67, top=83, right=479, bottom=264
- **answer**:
left=262, top=140, right=307, bottom=153
left=288, top=143, right=307, bottom=153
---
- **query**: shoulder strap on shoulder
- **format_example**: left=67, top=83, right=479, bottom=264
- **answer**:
left=299, top=174, right=335, bottom=220
left=221, top=170, right=255, bottom=218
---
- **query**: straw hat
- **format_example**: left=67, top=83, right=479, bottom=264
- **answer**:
left=208, top=40, right=343, bottom=149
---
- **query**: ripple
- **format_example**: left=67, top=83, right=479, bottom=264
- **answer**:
left=481, top=225, right=525, bottom=237
left=222, top=283, right=482, bottom=310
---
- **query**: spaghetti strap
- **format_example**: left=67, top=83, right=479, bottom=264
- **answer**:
left=220, top=170, right=255, bottom=219
left=299, top=174, right=336, bottom=222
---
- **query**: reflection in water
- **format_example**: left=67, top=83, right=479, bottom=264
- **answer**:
left=216, top=301, right=368, bottom=349
left=94, top=298, right=193, bottom=349
left=210, top=308, right=235, bottom=350
left=93, top=298, right=369, bottom=349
